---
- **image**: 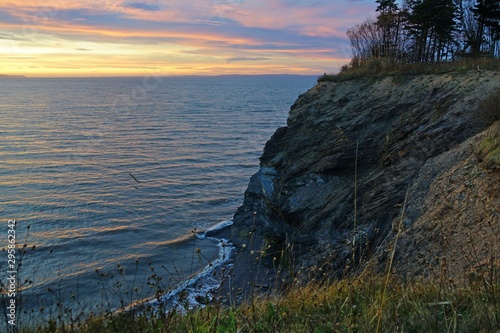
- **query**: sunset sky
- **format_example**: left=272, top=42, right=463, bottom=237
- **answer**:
left=0, top=0, right=376, bottom=77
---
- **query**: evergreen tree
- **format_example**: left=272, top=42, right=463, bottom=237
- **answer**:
left=432, top=0, right=457, bottom=61
left=375, top=0, right=405, bottom=59
left=406, top=0, right=457, bottom=62
left=376, top=0, right=399, bottom=12
left=346, top=0, right=500, bottom=66
left=471, top=0, right=500, bottom=55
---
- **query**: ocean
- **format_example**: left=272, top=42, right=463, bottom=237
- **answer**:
left=0, top=75, right=316, bottom=325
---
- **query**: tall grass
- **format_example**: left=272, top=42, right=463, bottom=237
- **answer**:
left=11, top=216, right=498, bottom=333
left=19, top=265, right=497, bottom=333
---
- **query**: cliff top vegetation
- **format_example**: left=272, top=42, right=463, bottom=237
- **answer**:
left=321, top=0, right=500, bottom=82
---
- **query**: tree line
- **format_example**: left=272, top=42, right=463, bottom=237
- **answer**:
left=347, top=0, right=500, bottom=67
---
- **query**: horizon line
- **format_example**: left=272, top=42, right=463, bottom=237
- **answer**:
left=0, top=73, right=324, bottom=79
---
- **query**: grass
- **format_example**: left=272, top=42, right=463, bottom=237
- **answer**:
left=16, top=267, right=498, bottom=333
left=6, top=142, right=500, bottom=333
left=476, top=123, right=500, bottom=170
left=13, top=215, right=499, bottom=333
left=474, top=88, right=500, bottom=169
left=4, top=222, right=498, bottom=333
left=318, top=58, right=500, bottom=83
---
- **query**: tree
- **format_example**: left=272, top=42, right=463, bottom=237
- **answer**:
left=375, top=0, right=402, bottom=59
left=376, top=0, right=399, bottom=12
left=454, top=0, right=480, bottom=56
left=432, top=0, right=458, bottom=61
left=345, top=0, right=500, bottom=68
left=471, top=0, right=500, bottom=56
left=406, top=0, right=457, bottom=62
left=347, top=18, right=384, bottom=66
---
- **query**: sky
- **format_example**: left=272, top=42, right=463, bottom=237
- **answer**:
left=0, top=0, right=377, bottom=77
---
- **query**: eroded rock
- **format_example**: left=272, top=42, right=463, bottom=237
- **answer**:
left=229, top=70, right=500, bottom=283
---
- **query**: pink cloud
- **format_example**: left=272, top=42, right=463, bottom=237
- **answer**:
left=0, top=0, right=374, bottom=75
left=214, top=0, right=376, bottom=37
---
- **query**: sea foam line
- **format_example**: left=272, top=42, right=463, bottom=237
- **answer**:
left=148, top=220, right=234, bottom=314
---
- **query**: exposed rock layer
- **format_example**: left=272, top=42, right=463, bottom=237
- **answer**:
left=224, top=71, right=500, bottom=288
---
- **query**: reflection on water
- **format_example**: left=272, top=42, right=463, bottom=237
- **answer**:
left=0, top=75, right=316, bottom=323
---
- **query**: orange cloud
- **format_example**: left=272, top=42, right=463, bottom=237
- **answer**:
left=0, top=0, right=373, bottom=76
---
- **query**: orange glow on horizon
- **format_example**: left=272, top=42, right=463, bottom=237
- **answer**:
left=0, top=1, right=374, bottom=77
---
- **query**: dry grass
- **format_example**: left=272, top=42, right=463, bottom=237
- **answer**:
left=17, top=254, right=499, bottom=333
left=318, top=58, right=500, bottom=83
left=10, top=142, right=500, bottom=333
left=19, top=273, right=499, bottom=333
left=9, top=190, right=499, bottom=332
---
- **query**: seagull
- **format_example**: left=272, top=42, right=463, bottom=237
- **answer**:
left=477, top=65, right=484, bottom=74
left=128, top=172, right=141, bottom=183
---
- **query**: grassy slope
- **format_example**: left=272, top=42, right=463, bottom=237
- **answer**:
left=23, top=269, right=499, bottom=333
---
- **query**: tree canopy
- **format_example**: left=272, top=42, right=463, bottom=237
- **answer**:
left=347, top=0, right=500, bottom=67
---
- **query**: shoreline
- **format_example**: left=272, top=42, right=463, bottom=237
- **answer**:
left=132, top=222, right=236, bottom=314
left=140, top=220, right=284, bottom=315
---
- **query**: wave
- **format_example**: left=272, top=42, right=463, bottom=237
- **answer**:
left=127, top=220, right=235, bottom=315
left=195, top=219, right=233, bottom=239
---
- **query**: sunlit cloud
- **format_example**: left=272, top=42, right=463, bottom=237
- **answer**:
left=0, top=0, right=376, bottom=77
left=227, top=57, right=270, bottom=62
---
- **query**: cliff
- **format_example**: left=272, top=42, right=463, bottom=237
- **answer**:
left=220, top=70, right=499, bottom=294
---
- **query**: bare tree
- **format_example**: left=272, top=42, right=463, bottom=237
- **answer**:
left=347, top=18, right=384, bottom=67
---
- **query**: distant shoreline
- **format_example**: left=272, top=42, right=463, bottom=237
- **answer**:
left=0, top=74, right=319, bottom=80
left=0, top=74, right=27, bottom=79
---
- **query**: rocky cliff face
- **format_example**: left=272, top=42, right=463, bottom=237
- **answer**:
left=228, top=70, right=500, bottom=283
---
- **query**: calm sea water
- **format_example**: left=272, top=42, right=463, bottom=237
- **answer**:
left=0, top=75, right=315, bottom=322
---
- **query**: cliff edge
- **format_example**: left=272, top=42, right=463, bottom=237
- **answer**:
left=223, top=70, right=499, bottom=295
